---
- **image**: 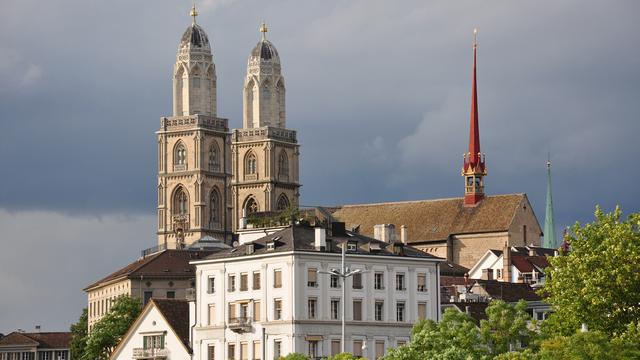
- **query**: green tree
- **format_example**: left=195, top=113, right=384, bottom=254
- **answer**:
left=383, top=308, right=488, bottom=360
left=278, top=353, right=310, bottom=360
left=82, top=296, right=141, bottom=360
left=540, top=206, right=640, bottom=337
left=480, top=300, right=536, bottom=356
left=69, top=308, right=88, bottom=360
left=326, top=353, right=367, bottom=360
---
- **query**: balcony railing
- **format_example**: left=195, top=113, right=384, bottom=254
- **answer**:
left=132, top=348, right=168, bottom=359
left=228, top=316, right=252, bottom=333
left=417, top=285, right=427, bottom=292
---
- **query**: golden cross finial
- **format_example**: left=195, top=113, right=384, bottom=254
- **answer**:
left=473, top=28, right=478, bottom=49
left=260, top=21, right=268, bottom=40
left=190, top=3, right=199, bottom=24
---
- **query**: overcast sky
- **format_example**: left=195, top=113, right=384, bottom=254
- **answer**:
left=1, top=0, right=638, bottom=333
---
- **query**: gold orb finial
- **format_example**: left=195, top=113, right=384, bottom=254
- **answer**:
left=260, top=21, right=268, bottom=40
left=190, top=3, right=199, bottom=24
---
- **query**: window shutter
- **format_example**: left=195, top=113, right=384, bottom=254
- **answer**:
left=308, top=268, right=317, bottom=283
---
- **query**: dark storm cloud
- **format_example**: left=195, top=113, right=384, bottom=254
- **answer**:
left=0, top=0, right=638, bottom=332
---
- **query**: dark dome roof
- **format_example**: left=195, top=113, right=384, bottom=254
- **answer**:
left=180, top=24, right=210, bottom=49
left=251, top=39, right=279, bottom=61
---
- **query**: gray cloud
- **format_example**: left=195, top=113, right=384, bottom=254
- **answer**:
left=0, top=0, right=638, bottom=331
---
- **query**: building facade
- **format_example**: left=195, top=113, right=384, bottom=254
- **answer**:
left=191, top=224, right=441, bottom=360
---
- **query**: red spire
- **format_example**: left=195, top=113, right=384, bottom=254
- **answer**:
left=462, top=29, right=486, bottom=207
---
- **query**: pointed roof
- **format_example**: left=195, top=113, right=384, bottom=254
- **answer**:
left=543, top=159, right=557, bottom=248
left=468, top=30, right=481, bottom=164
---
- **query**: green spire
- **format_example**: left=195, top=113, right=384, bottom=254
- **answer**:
left=544, top=157, right=558, bottom=248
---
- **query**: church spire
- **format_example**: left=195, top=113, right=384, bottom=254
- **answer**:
left=543, top=156, right=558, bottom=248
left=462, top=28, right=487, bottom=207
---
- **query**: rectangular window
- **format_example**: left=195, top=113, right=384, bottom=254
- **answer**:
left=375, top=341, right=385, bottom=359
left=240, top=342, right=248, bottom=360
left=143, top=335, right=164, bottom=349
left=207, top=345, right=215, bottom=360
left=228, top=275, right=236, bottom=292
left=347, top=242, right=357, bottom=251
left=143, top=291, right=153, bottom=305
left=395, top=273, right=405, bottom=291
left=239, top=302, right=249, bottom=319
left=308, top=298, right=317, bottom=319
left=240, top=273, right=248, bottom=291
left=396, top=302, right=405, bottom=322
left=353, top=300, right=362, bottom=321
left=374, top=272, right=384, bottom=290
left=253, top=341, right=261, bottom=360
left=353, top=340, right=363, bottom=357
left=417, top=273, right=427, bottom=292
left=208, top=276, right=216, bottom=293
left=253, top=301, right=261, bottom=321
left=208, top=304, right=216, bottom=325
left=331, top=299, right=340, bottom=320
left=307, top=268, right=317, bottom=287
left=496, top=269, right=503, bottom=279
left=397, top=340, right=407, bottom=347
left=274, top=340, right=281, bottom=359
left=253, top=271, right=261, bottom=290
left=166, top=291, right=175, bottom=299
left=308, top=341, right=319, bottom=358
left=274, top=269, right=282, bottom=288
left=418, top=302, right=427, bottom=320
left=274, top=299, right=282, bottom=320
left=331, top=340, right=341, bottom=356
left=227, top=344, right=235, bottom=360
left=330, top=274, right=340, bottom=288
left=375, top=301, right=384, bottom=321
left=228, top=303, right=236, bottom=320
left=352, top=272, right=363, bottom=289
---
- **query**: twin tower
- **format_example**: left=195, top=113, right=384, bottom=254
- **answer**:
left=157, top=9, right=300, bottom=249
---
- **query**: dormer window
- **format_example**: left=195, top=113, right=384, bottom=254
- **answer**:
left=347, top=242, right=357, bottom=252
left=267, top=242, right=275, bottom=251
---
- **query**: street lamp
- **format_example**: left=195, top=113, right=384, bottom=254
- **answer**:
left=319, top=241, right=364, bottom=354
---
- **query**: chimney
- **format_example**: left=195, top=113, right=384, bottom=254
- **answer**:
left=373, top=224, right=396, bottom=243
left=314, top=227, right=326, bottom=250
left=528, top=246, right=536, bottom=257
left=503, top=242, right=511, bottom=283
left=34, top=325, right=41, bottom=332
left=400, top=225, right=408, bottom=244
left=481, top=268, right=493, bottom=281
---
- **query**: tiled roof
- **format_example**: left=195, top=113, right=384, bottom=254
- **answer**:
left=202, top=225, right=441, bottom=261
left=511, top=255, right=550, bottom=273
left=447, top=302, right=489, bottom=325
left=152, top=299, right=190, bottom=352
left=0, top=332, right=72, bottom=349
left=472, top=280, right=541, bottom=302
left=331, top=194, right=530, bottom=244
left=440, top=261, right=470, bottom=277
left=85, top=250, right=216, bottom=290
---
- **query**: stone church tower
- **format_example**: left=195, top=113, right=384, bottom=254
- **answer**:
left=157, top=8, right=232, bottom=249
left=231, top=24, right=300, bottom=230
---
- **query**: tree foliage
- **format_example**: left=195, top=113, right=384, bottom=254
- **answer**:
left=69, top=308, right=88, bottom=360
left=82, top=295, right=141, bottom=360
left=541, top=206, right=640, bottom=337
left=278, top=353, right=310, bottom=360
left=480, top=300, right=536, bottom=355
left=326, top=353, right=367, bottom=360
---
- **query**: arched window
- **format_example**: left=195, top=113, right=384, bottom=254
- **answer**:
left=276, top=194, right=290, bottom=211
left=174, top=142, right=187, bottom=170
left=208, top=143, right=220, bottom=172
left=245, top=152, right=257, bottom=175
left=173, top=187, right=189, bottom=215
left=278, top=150, right=289, bottom=180
left=209, top=188, right=220, bottom=228
left=245, top=197, right=259, bottom=215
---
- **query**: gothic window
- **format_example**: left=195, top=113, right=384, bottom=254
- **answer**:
left=174, top=142, right=187, bottom=169
left=209, top=188, right=221, bottom=228
left=245, top=197, right=259, bottom=215
left=276, top=194, right=290, bottom=211
left=276, top=79, right=285, bottom=126
left=245, top=152, right=257, bottom=175
left=208, top=142, right=220, bottom=172
left=173, top=187, right=189, bottom=215
left=278, top=150, right=289, bottom=180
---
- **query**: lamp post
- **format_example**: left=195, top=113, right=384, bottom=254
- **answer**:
left=319, top=241, right=363, bottom=354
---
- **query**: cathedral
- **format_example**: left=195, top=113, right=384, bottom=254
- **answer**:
left=156, top=8, right=300, bottom=249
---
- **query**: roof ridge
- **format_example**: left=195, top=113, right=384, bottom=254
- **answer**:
left=340, top=193, right=525, bottom=208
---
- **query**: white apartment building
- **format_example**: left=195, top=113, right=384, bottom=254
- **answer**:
left=191, top=223, right=442, bottom=360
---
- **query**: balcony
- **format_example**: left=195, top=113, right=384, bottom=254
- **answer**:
left=132, top=348, right=168, bottom=359
left=228, top=316, right=252, bottom=333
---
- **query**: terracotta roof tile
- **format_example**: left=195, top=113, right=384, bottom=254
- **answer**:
left=331, top=194, right=527, bottom=243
